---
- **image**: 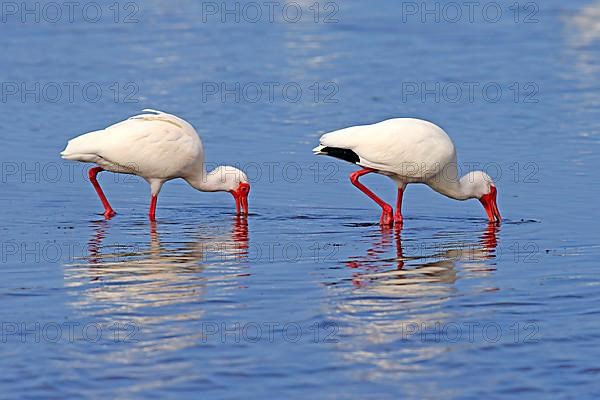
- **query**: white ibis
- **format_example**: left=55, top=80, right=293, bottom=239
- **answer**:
left=61, top=109, right=250, bottom=221
left=313, top=118, right=501, bottom=226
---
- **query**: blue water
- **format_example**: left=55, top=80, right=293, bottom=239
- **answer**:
left=1, top=0, right=600, bottom=398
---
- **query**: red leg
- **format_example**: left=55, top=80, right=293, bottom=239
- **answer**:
left=149, top=195, right=158, bottom=221
left=88, top=167, right=116, bottom=218
left=395, top=187, right=404, bottom=224
left=349, top=168, right=393, bottom=226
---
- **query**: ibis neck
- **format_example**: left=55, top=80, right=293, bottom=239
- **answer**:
left=187, top=168, right=227, bottom=192
left=428, top=174, right=474, bottom=201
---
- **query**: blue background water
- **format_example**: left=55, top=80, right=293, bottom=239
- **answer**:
left=1, top=0, right=600, bottom=398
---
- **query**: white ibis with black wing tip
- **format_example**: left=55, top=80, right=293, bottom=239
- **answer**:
left=313, top=118, right=501, bottom=226
left=61, top=109, right=250, bottom=221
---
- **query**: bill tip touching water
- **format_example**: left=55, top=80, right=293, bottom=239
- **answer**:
left=60, top=109, right=250, bottom=221
left=314, top=118, right=501, bottom=226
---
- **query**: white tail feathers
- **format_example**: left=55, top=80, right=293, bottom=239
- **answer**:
left=60, top=130, right=104, bottom=160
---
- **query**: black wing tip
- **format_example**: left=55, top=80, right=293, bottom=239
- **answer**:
left=317, top=146, right=360, bottom=164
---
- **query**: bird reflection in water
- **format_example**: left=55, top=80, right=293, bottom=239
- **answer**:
left=65, top=216, right=250, bottom=353
left=345, top=222, right=498, bottom=288
left=84, top=217, right=249, bottom=267
left=333, top=223, right=500, bottom=375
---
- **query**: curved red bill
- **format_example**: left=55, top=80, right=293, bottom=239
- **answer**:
left=479, top=185, right=501, bottom=224
left=231, top=182, right=250, bottom=215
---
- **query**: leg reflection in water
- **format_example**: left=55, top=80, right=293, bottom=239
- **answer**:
left=84, top=216, right=250, bottom=272
left=346, top=222, right=499, bottom=288
left=346, top=225, right=404, bottom=272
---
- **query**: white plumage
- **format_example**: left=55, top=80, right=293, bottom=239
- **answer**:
left=314, top=118, right=501, bottom=225
left=61, top=110, right=250, bottom=220
left=63, top=110, right=202, bottom=185
left=316, top=118, right=456, bottom=182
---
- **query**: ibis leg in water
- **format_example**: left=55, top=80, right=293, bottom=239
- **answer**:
left=395, top=188, right=404, bottom=225
left=88, top=167, right=116, bottom=218
left=349, top=168, right=394, bottom=226
left=149, top=195, right=158, bottom=221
